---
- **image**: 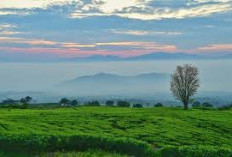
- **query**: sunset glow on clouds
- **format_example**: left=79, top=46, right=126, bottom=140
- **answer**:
left=197, top=44, right=232, bottom=51
left=0, top=0, right=232, bottom=59
left=0, top=36, right=179, bottom=57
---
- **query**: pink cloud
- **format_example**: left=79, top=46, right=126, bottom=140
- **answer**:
left=197, top=44, right=232, bottom=52
left=0, top=37, right=58, bottom=46
left=96, top=41, right=178, bottom=52
left=0, top=37, right=179, bottom=57
left=0, top=46, right=176, bottom=58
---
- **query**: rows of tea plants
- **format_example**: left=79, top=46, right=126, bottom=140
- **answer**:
left=0, top=107, right=231, bottom=156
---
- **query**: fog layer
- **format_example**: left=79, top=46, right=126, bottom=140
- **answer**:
left=0, top=60, right=231, bottom=103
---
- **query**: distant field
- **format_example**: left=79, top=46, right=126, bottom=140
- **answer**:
left=0, top=107, right=231, bottom=157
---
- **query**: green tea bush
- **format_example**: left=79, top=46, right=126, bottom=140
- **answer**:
left=159, top=146, right=232, bottom=157
left=0, top=134, right=155, bottom=156
left=0, top=107, right=231, bottom=156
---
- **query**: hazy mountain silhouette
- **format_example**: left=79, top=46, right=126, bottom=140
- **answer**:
left=127, top=52, right=204, bottom=60
left=58, top=73, right=170, bottom=95
left=67, top=52, right=204, bottom=61
left=67, top=52, right=232, bottom=62
left=1, top=52, right=232, bottom=62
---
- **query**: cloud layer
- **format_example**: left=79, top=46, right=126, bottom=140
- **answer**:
left=71, top=0, right=232, bottom=20
left=0, top=36, right=179, bottom=57
left=0, top=0, right=231, bottom=20
left=0, top=0, right=231, bottom=58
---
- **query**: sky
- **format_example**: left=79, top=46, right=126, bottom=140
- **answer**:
left=0, top=0, right=232, bottom=59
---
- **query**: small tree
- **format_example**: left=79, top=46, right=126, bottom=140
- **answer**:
left=86, top=101, right=101, bottom=106
left=170, top=64, right=200, bottom=110
left=192, top=101, right=201, bottom=108
left=71, top=100, right=78, bottom=106
left=133, top=104, right=143, bottom=108
left=106, top=100, right=114, bottom=106
left=25, top=96, right=32, bottom=102
left=20, top=96, right=32, bottom=109
left=202, top=102, right=213, bottom=108
left=154, top=103, right=163, bottom=107
left=2, top=99, right=16, bottom=105
left=117, top=101, right=130, bottom=107
left=59, top=98, right=70, bottom=106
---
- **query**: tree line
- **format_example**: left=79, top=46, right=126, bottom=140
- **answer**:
left=1, top=64, right=231, bottom=110
left=1, top=96, right=232, bottom=110
left=59, top=98, right=164, bottom=108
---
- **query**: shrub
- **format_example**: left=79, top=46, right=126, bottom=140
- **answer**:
left=192, top=101, right=201, bottom=108
left=0, top=134, right=155, bottom=157
left=154, top=103, right=163, bottom=107
left=217, top=104, right=232, bottom=110
left=1, top=99, right=18, bottom=105
left=19, top=96, right=33, bottom=109
left=105, top=100, right=114, bottom=106
left=159, top=146, right=232, bottom=157
left=133, top=104, right=143, bottom=108
left=70, top=100, right=79, bottom=106
left=202, top=102, right=213, bottom=108
left=21, top=103, right=29, bottom=109
left=59, top=98, right=70, bottom=106
left=117, top=101, right=130, bottom=107
left=20, top=96, right=32, bottom=105
left=85, top=101, right=101, bottom=106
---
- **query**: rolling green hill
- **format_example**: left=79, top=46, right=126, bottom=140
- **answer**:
left=0, top=107, right=231, bottom=157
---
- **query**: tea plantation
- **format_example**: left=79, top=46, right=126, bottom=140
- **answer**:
left=0, top=107, right=231, bottom=156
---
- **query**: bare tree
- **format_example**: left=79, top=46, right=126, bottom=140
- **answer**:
left=170, top=64, right=200, bottom=110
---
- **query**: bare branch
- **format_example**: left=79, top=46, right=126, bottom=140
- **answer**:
left=170, top=64, right=200, bottom=110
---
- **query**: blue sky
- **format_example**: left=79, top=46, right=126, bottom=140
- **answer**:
left=0, top=0, right=232, bottom=58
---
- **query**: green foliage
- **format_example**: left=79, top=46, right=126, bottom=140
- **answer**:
left=192, top=101, right=201, bottom=108
left=59, top=98, right=70, bottom=106
left=70, top=100, right=79, bottom=106
left=217, top=104, right=232, bottom=110
left=0, top=107, right=231, bottom=156
left=21, top=103, right=29, bottom=109
left=20, top=96, right=32, bottom=105
left=154, top=103, right=163, bottom=107
left=41, top=150, right=127, bottom=157
left=133, top=104, right=143, bottom=108
left=85, top=101, right=101, bottom=106
left=117, top=101, right=130, bottom=107
left=106, top=100, right=114, bottom=106
left=202, top=102, right=214, bottom=108
left=1, top=99, right=18, bottom=105
left=159, top=146, right=232, bottom=157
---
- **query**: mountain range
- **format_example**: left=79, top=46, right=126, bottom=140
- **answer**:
left=58, top=72, right=170, bottom=96
left=67, top=52, right=232, bottom=62
left=1, top=52, right=232, bottom=62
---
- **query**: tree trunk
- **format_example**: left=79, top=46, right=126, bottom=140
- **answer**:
left=184, top=103, right=188, bottom=110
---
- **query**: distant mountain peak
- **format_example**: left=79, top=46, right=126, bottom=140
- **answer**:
left=57, top=72, right=170, bottom=96
left=64, top=52, right=209, bottom=62
left=94, top=72, right=117, bottom=76
left=1, top=52, right=232, bottom=63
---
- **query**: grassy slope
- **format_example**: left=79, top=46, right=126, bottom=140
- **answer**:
left=0, top=107, right=231, bottom=156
